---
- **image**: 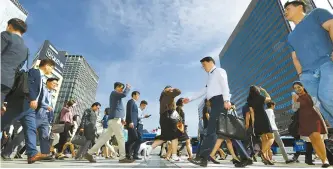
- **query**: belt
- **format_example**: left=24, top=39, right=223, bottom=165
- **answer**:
left=209, top=95, right=223, bottom=101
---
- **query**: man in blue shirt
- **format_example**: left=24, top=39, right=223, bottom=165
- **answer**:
left=85, top=82, right=134, bottom=163
left=35, top=78, right=58, bottom=159
left=285, top=1, right=333, bottom=125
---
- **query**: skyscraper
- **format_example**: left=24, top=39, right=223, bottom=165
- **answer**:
left=55, top=54, right=99, bottom=119
left=218, top=0, right=333, bottom=134
left=0, top=0, right=28, bottom=32
left=32, top=40, right=66, bottom=108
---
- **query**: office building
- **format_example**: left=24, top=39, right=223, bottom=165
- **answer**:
left=32, top=40, right=66, bottom=108
left=0, top=0, right=28, bottom=32
left=219, top=0, right=333, bottom=133
left=55, top=55, right=99, bottom=119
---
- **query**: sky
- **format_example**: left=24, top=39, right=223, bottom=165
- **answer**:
left=20, top=0, right=251, bottom=136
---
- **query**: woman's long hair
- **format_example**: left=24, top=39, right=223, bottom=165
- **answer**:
left=292, top=81, right=309, bottom=94
left=292, top=81, right=313, bottom=105
left=247, top=85, right=260, bottom=102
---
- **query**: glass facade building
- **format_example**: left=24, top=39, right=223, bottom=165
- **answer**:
left=55, top=55, right=99, bottom=121
left=219, top=0, right=333, bottom=134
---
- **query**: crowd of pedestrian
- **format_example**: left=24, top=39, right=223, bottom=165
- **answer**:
left=1, top=0, right=333, bottom=168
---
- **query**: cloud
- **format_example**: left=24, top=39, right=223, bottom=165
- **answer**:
left=85, top=0, right=251, bottom=135
left=86, top=0, right=250, bottom=63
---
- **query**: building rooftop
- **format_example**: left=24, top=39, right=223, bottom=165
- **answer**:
left=10, top=0, right=28, bottom=16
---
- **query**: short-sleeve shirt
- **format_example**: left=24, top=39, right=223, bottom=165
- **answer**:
left=287, top=8, right=333, bottom=72
left=265, top=109, right=278, bottom=131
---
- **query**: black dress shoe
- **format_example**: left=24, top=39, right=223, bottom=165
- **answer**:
left=1, top=154, right=12, bottom=161
left=305, top=160, right=315, bottom=165
left=235, top=160, right=249, bottom=168
left=133, top=157, right=142, bottom=160
left=190, top=158, right=208, bottom=167
left=208, top=156, right=220, bottom=164
left=231, top=159, right=241, bottom=164
left=322, top=164, right=330, bottom=168
left=14, top=153, right=23, bottom=159
left=286, top=159, right=295, bottom=164
left=246, top=159, right=253, bottom=165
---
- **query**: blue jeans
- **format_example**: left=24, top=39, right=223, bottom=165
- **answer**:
left=300, top=61, right=333, bottom=125
left=36, top=118, right=50, bottom=154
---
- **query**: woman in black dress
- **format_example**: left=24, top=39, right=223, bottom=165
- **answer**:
left=145, top=86, right=182, bottom=162
left=247, top=85, right=273, bottom=165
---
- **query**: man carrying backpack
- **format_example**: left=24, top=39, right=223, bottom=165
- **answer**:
left=1, top=18, right=28, bottom=113
left=1, top=59, right=56, bottom=164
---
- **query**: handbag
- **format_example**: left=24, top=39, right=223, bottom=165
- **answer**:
left=177, top=122, right=184, bottom=133
left=288, top=111, right=299, bottom=138
left=51, top=124, right=65, bottom=133
left=216, top=109, right=246, bottom=140
left=71, top=134, right=86, bottom=146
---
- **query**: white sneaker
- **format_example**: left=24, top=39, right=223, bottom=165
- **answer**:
left=170, top=157, right=182, bottom=162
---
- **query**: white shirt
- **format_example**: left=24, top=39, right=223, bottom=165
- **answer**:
left=265, top=109, right=278, bottom=131
left=36, top=69, right=46, bottom=101
left=138, top=107, right=144, bottom=124
left=189, top=66, right=231, bottom=101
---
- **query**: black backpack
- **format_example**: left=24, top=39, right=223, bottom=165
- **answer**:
left=5, top=49, right=29, bottom=99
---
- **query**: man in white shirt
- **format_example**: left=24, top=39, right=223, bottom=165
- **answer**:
left=265, top=101, right=294, bottom=163
left=183, top=56, right=232, bottom=167
left=137, top=100, right=150, bottom=137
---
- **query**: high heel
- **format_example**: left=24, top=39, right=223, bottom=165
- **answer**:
left=259, top=152, right=268, bottom=165
left=260, top=152, right=274, bottom=165
left=231, top=158, right=241, bottom=164
left=209, top=156, right=220, bottom=164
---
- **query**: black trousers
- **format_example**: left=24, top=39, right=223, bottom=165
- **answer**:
left=125, top=127, right=141, bottom=158
left=57, top=122, right=72, bottom=152
left=199, top=95, right=224, bottom=160
left=196, top=134, right=205, bottom=157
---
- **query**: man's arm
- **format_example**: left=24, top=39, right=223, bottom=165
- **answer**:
left=1, top=32, right=10, bottom=53
left=317, top=8, right=333, bottom=40
left=315, top=8, right=333, bottom=60
left=79, top=110, right=88, bottom=129
left=126, top=100, right=133, bottom=125
left=40, top=90, right=49, bottom=109
left=28, top=69, right=39, bottom=101
left=112, top=87, right=130, bottom=98
left=291, top=52, right=302, bottom=75
left=187, top=87, right=206, bottom=102
left=217, top=69, right=231, bottom=101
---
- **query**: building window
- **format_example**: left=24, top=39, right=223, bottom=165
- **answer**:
left=313, top=0, right=333, bottom=12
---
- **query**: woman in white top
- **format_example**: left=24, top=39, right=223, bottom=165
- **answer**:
left=265, top=101, right=293, bottom=164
